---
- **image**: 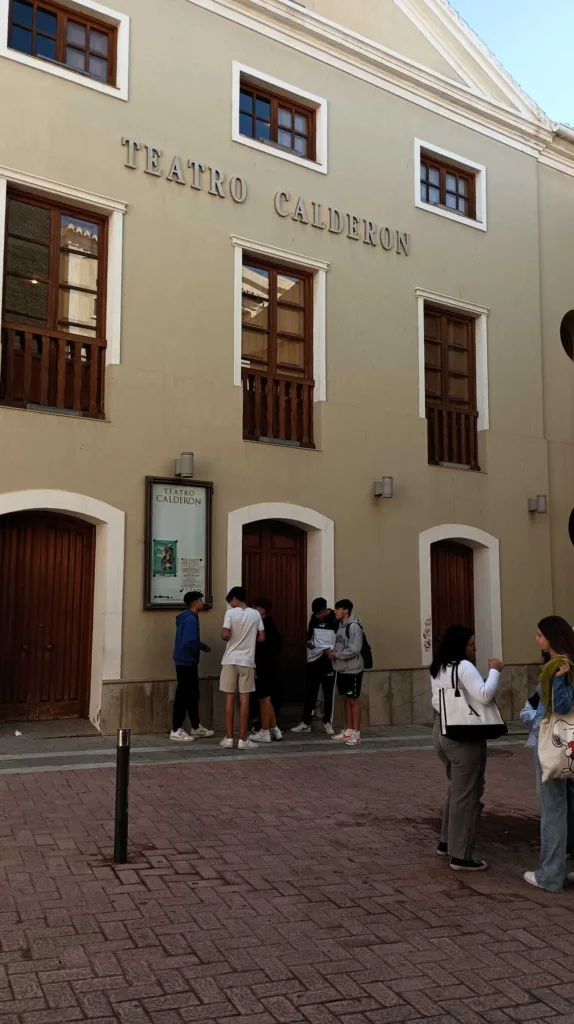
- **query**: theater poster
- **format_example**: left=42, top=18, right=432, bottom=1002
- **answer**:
left=145, top=477, right=213, bottom=609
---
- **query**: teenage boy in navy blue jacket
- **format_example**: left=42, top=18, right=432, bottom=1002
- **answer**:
left=170, top=591, right=214, bottom=742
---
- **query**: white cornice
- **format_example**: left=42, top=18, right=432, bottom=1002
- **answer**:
left=393, top=0, right=493, bottom=103
left=231, top=234, right=330, bottom=272
left=415, top=287, right=489, bottom=317
left=187, top=0, right=551, bottom=150
left=431, top=0, right=549, bottom=123
left=185, top=0, right=574, bottom=175
left=0, top=165, right=127, bottom=212
left=538, top=149, right=574, bottom=180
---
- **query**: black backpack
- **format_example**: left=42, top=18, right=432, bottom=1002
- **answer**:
left=345, top=622, right=373, bottom=670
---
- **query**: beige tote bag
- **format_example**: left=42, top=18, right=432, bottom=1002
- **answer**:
left=538, top=707, right=574, bottom=782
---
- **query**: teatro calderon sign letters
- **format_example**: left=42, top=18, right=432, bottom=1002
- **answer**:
left=122, top=137, right=411, bottom=256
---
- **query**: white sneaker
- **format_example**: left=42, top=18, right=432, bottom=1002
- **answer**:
left=271, top=726, right=283, bottom=741
left=220, top=736, right=234, bottom=748
left=170, top=729, right=195, bottom=743
left=238, top=738, right=258, bottom=750
left=291, top=722, right=311, bottom=733
left=250, top=730, right=271, bottom=743
left=190, top=725, right=215, bottom=738
left=332, top=729, right=353, bottom=742
left=323, top=722, right=335, bottom=736
left=524, top=871, right=541, bottom=888
left=345, top=733, right=361, bottom=747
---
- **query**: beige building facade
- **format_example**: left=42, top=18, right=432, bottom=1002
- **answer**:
left=0, top=0, right=572, bottom=733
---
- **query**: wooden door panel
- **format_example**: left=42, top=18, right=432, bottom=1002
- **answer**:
left=0, top=512, right=95, bottom=721
left=270, top=550, right=299, bottom=670
left=38, top=525, right=90, bottom=712
left=242, top=520, right=307, bottom=703
left=431, top=540, right=474, bottom=651
left=0, top=516, right=32, bottom=712
left=269, top=532, right=299, bottom=550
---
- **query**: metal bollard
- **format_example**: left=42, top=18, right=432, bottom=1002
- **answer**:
left=113, top=728, right=131, bottom=864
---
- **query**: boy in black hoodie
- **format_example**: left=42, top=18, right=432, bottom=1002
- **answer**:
left=250, top=599, right=283, bottom=743
left=292, top=597, right=337, bottom=735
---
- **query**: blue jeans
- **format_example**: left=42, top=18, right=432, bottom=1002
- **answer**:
left=534, top=750, right=574, bottom=892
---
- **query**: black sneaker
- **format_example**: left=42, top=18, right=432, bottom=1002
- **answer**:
left=450, top=857, right=488, bottom=872
left=436, top=842, right=448, bottom=857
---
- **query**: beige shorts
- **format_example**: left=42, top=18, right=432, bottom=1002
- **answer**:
left=219, top=664, right=255, bottom=694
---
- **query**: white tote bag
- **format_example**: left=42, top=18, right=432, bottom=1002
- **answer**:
left=538, top=707, right=574, bottom=782
left=440, top=665, right=507, bottom=741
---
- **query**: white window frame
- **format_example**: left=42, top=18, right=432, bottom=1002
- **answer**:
left=231, top=235, right=329, bottom=402
left=232, top=62, right=328, bottom=175
left=0, top=165, right=126, bottom=366
left=0, top=0, right=130, bottom=100
left=416, top=287, right=489, bottom=433
left=414, top=139, right=487, bottom=231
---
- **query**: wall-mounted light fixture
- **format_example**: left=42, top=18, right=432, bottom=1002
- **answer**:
left=528, top=494, right=548, bottom=514
left=373, top=476, right=394, bottom=499
left=174, top=452, right=195, bottom=478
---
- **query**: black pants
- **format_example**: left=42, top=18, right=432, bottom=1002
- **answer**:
left=303, top=655, right=335, bottom=725
left=172, top=664, right=200, bottom=731
left=249, top=671, right=280, bottom=728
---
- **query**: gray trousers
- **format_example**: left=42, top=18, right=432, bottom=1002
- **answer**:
left=433, top=718, right=487, bottom=860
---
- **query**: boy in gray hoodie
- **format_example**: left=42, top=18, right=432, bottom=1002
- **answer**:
left=328, top=599, right=364, bottom=746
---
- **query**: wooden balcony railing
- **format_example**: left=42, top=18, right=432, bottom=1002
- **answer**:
left=427, top=404, right=479, bottom=470
left=0, top=323, right=106, bottom=418
left=242, top=368, right=314, bottom=448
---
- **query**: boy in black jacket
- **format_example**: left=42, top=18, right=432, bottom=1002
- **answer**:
left=292, top=597, right=337, bottom=735
left=250, top=599, right=283, bottom=743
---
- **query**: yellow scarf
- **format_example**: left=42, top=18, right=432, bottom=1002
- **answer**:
left=539, top=656, right=572, bottom=719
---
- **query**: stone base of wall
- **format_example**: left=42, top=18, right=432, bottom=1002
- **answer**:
left=101, top=678, right=224, bottom=736
left=100, top=664, right=539, bottom=735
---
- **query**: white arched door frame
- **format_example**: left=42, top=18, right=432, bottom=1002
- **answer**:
left=419, top=524, right=502, bottom=673
left=227, top=502, right=334, bottom=611
left=0, top=490, right=124, bottom=729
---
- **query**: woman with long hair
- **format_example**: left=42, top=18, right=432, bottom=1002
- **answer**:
left=431, top=625, right=503, bottom=872
left=524, top=616, right=574, bottom=892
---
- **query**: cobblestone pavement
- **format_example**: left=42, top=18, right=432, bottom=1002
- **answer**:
left=1, top=745, right=573, bottom=1024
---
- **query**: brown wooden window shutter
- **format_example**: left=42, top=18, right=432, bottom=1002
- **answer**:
left=239, top=79, right=317, bottom=161
left=8, top=0, right=117, bottom=85
left=241, top=256, right=314, bottom=448
left=420, top=153, right=476, bottom=220
left=425, top=306, right=479, bottom=470
left=1, top=190, right=108, bottom=417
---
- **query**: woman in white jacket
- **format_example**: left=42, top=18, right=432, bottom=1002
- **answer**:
left=431, top=625, right=503, bottom=872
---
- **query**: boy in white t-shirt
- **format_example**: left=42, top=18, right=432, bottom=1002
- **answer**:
left=219, top=586, right=265, bottom=749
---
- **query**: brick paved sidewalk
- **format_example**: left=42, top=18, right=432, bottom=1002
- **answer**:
left=0, top=745, right=573, bottom=1024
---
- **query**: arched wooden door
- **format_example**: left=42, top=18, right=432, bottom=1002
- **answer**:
left=431, top=539, right=474, bottom=651
left=0, top=511, right=95, bottom=721
left=242, top=520, right=307, bottom=704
